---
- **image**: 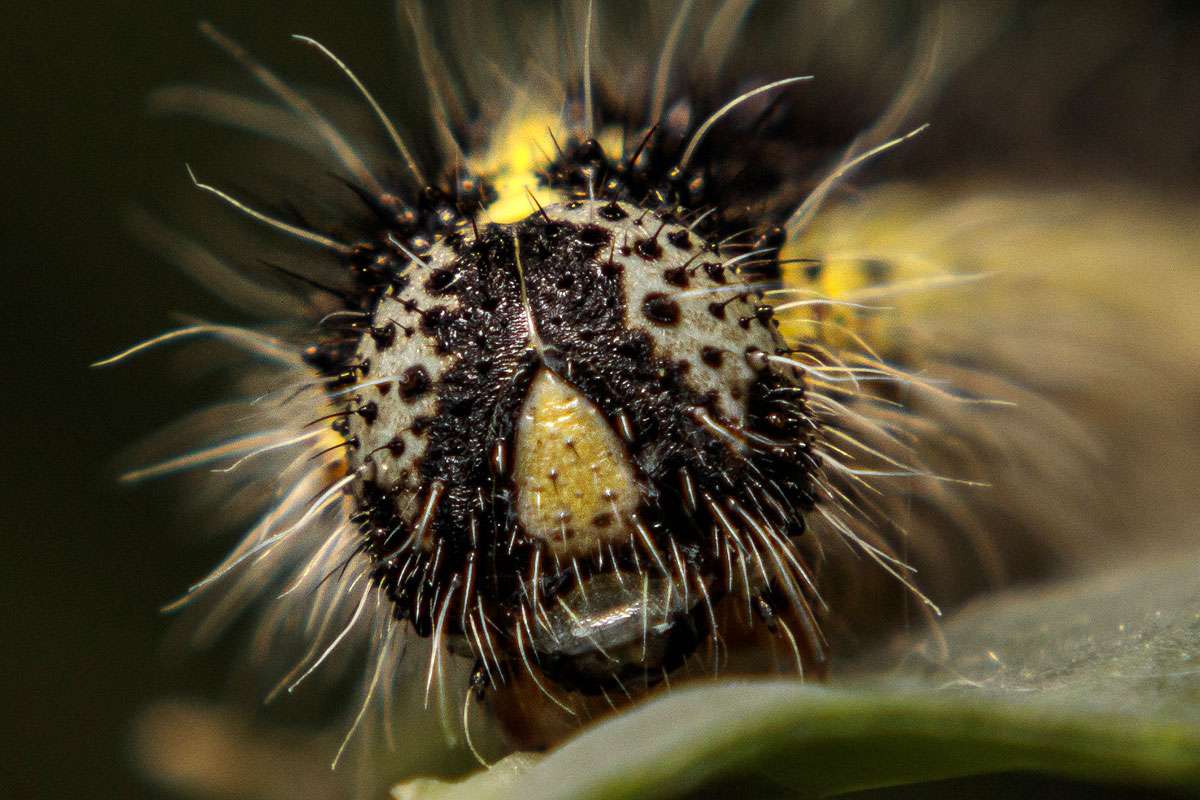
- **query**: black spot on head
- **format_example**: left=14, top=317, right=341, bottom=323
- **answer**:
left=635, top=237, right=663, bottom=260
left=598, top=202, right=627, bottom=221
left=707, top=302, right=726, bottom=320
left=425, top=268, right=459, bottom=294
left=804, top=262, right=823, bottom=281
left=642, top=293, right=681, bottom=325
left=663, top=266, right=688, bottom=287
left=601, top=259, right=623, bottom=279
left=666, top=229, right=691, bottom=250
left=702, top=262, right=726, bottom=284
left=358, top=401, right=379, bottom=424
left=700, top=347, right=724, bottom=368
left=386, top=435, right=406, bottom=457
left=419, top=306, right=449, bottom=336
left=399, top=365, right=432, bottom=401
left=577, top=225, right=611, bottom=250
left=370, top=323, right=396, bottom=349
left=591, top=512, right=613, bottom=529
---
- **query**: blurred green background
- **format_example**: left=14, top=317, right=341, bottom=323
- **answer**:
left=2, top=1, right=1197, bottom=798
left=3, top=5, right=397, bottom=797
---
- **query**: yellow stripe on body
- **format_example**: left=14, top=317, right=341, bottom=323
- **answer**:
left=776, top=186, right=971, bottom=361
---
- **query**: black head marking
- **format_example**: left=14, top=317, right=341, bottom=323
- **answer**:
left=642, top=292, right=682, bottom=325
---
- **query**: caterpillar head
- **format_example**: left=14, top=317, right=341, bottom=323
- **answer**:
left=338, top=193, right=819, bottom=698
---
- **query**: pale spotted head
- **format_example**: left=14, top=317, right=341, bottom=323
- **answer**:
left=339, top=195, right=817, bottom=693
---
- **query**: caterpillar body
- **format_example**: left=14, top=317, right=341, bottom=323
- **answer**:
left=103, top=0, right=1180, bottom=773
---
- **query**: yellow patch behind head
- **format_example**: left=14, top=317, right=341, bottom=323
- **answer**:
left=776, top=188, right=964, bottom=358
left=470, top=108, right=625, bottom=224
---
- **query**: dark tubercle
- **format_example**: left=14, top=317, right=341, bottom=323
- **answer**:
left=642, top=292, right=682, bottom=325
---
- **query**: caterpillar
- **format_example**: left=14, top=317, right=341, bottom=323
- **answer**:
left=103, top=0, right=1197, bottom=783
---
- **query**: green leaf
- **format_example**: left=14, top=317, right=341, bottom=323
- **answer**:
left=393, top=554, right=1200, bottom=799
